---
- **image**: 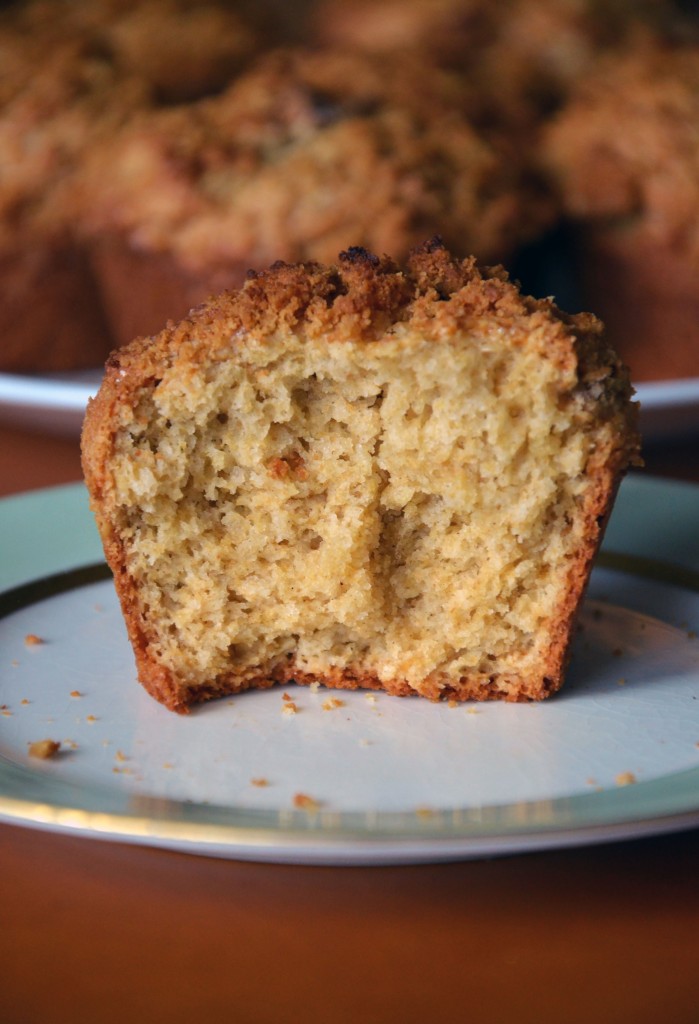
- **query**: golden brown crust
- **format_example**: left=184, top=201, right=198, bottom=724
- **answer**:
left=86, top=240, right=638, bottom=412
left=82, top=241, right=640, bottom=714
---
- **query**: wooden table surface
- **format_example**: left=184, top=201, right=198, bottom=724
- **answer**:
left=2, top=421, right=699, bottom=1024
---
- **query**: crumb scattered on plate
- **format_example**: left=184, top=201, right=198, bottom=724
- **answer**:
left=415, top=805, right=436, bottom=819
left=282, top=702, right=298, bottom=716
left=28, top=739, right=60, bottom=759
left=615, top=771, right=637, bottom=786
left=322, top=697, right=345, bottom=711
left=70, top=690, right=83, bottom=698
left=293, top=792, right=321, bottom=811
left=24, top=634, right=44, bottom=647
left=250, top=777, right=270, bottom=787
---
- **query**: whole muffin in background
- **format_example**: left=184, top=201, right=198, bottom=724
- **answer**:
left=6, top=0, right=259, bottom=103
left=0, top=36, right=150, bottom=372
left=77, top=47, right=554, bottom=348
left=0, top=0, right=260, bottom=373
left=542, top=41, right=699, bottom=382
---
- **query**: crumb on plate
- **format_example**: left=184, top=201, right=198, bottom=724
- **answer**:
left=415, top=805, right=436, bottom=819
left=28, top=739, right=61, bottom=759
left=293, top=792, right=321, bottom=811
left=615, top=771, right=637, bottom=786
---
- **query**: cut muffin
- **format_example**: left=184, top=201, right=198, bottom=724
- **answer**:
left=77, top=46, right=552, bottom=347
left=82, top=242, right=640, bottom=713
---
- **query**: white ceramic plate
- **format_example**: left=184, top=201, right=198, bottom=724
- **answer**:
left=1, top=370, right=698, bottom=441
left=1, top=475, right=699, bottom=864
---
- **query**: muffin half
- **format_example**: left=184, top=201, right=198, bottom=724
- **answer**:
left=82, top=242, right=640, bottom=712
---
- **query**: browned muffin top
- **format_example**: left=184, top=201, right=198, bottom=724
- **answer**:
left=98, top=240, right=636, bottom=424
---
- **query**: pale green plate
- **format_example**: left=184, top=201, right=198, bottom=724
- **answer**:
left=1, top=475, right=698, bottom=864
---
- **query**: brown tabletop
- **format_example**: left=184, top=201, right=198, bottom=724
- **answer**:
left=2, top=421, right=699, bottom=1024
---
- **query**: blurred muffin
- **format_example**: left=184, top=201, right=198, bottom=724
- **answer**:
left=313, top=0, right=497, bottom=65
left=0, top=0, right=260, bottom=373
left=0, top=36, right=150, bottom=372
left=78, top=46, right=553, bottom=347
left=8, top=0, right=259, bottom=103
left=542, top=42, right=699, bottom=381
left=313, top=0, right=675, bottom=123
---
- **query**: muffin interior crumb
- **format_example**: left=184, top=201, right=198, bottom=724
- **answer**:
left=109, top=312, right=600, bottom=698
